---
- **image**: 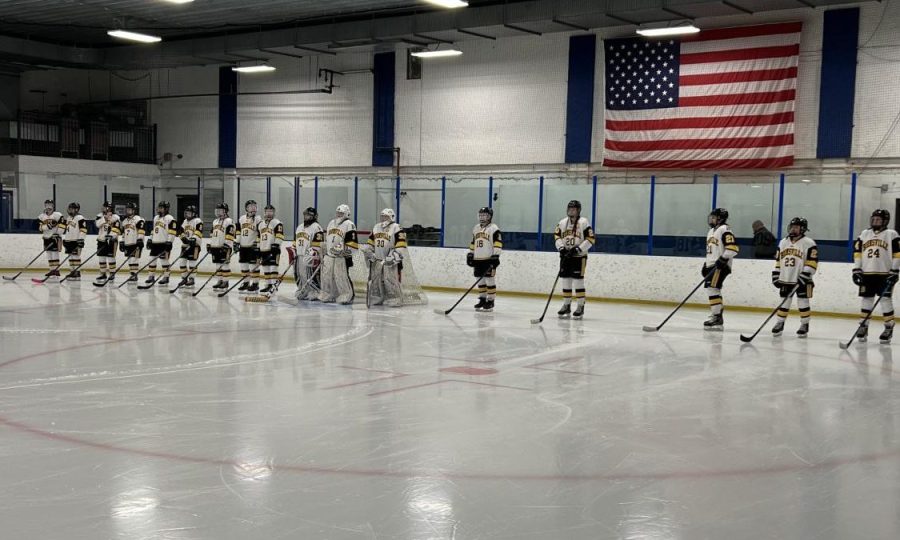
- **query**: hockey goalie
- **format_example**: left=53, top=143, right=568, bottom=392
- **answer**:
left=319, top=204, right=358, bottom=304
left=358, top=208, right=428, bottom=307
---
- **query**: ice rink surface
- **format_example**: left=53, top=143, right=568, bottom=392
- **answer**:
left=2, top=276, right=900, bottom=540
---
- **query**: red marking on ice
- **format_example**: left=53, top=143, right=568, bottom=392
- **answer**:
left=322, top=366, right=409, bottom=389
left=439, top=366, right=498, bottom=375
left=522, top=356, right=601, bottom=377
left=367, top=379, right=529, bottom=396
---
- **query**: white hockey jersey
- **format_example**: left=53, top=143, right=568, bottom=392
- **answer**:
left=210, top=217, right=235, bottom=249
left=257, top=218, right=284, bottom=252
left=294, top=222, right=324, bottom=256
left=37, top=210, right=62, bottom=239
left=238, top=214, right=261, bottom=248
left=180, top=217, right=203, bottom=243
left=554, top=217, right=595, bottom=256
left=96, top=213, right=120, bottom=241
left=774, top=236, right=818, bottom=284
left=366, top=222, right=408, bottom=260
left=705, top=224, right=739, bottom=267
left=59, top=214, right=87, bottom=241
left=854, top=228, right=900, bottom=275
left=120, top=215, right=145, bottom=246
left=470, top=223, right=502, bottom=261
left=150, top=214, right=177, bottom=244
left=324, top=218, right=359, bottom=256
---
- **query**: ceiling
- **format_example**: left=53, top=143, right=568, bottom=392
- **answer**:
left=0, top=0, right=876, bottom=73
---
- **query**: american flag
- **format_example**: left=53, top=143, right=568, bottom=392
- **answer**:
left=603, top=22, right=801, bottom=169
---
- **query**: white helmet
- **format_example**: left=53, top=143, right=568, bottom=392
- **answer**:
left=380, top=208, right=395, bottom=224
left=336, top=204, right=351, bottom=220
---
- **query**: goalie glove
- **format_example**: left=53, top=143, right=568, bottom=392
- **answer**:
left=286, top=246, right=297, bottom=265
left=384, top=251, right=402, bottom=267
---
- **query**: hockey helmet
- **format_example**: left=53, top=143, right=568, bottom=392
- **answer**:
left=478, top=206, right=493, bottom=225
left=380, top=208, right=395, bottom=224
left=871, top=209, right=891, bottom=231
left=156, top=200, right=170, bottom=215
left=184, top=204, right=197, bottom=219
left=264, top=204, right=275, bottom=219
left=303, top=207, right=318, bottom=225
left=44, top=199, right=55, bottom=212
left=336, top=204, right=351, bottom=220
left=125, top=201, right=137, bottom=216
left=215, top=202, right=229, bottom=219
left=788, top=216, right=808, bottom=238
left=245, top=199, right=258, bottom=215
left=567, top=200, right=581, bottom=217
left=708, top=207, right=729, bottom=227
left=67, top=202, right=80, bottom=216
left=101, top=201, right=114, bottom=214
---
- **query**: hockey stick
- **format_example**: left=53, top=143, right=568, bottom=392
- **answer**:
left=93, top=257, right=130, bottom=287
left=137, top=251, right=187, bottom=290
left=3, top=246, right=51, bottom=281
left=169, top=252, right=210, bottom=294
left=59, top=251, right=97, bottom=284
left=840, top=279, right=896, bottom=349
left=31, top=253, right=72, bottom=284
left=117, top=253, right=165, bottom=289
left=245, top=258, right=295, bottom=303
left=739, top=284, right=801, bottom=343
left=530, top=272, right=562, bottom=325
left=433, top=275, right=483, bottom=316
left=365, top=258, right=374, bottom=309
left=192, top=251, right=235, bottom=296
left=642, top=268, right=717, bottom=332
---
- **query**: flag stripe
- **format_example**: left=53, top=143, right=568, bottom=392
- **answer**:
left=680, top=56, right=797, bottom=76
left=606, top=134, right=793, bottom=152
left=680, top=67, right=798, bottom=86
left=607, top=121, right=793, bottom=141
left=679, top=89, right=795, bottom=107
left=604, top=145, right=793, bottom=162
left=684, top=22, right=803, bottom=43
left=605, top=101, right=794, bottom=122
left=681, top=44, right=800, bottom=65
left=680, top=78, right=795, bottom=98
left=681, top=33, right=799, bottom=54
left=602, top=156, right=794, bottom=169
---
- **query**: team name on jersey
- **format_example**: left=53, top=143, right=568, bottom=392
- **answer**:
left=474, top=231, right=491, bottom=242
left=328, top=227, right=344, bottom=236
left=778, top=247, right=803, bottom=258
left=241, top=222, right=255, bottom=230
left=862, top=239, right=889, bottom=250
left=372, top=232, right=391, bottom=241
left=707, top=238, right=719, bottom=247
left=297, top=232, right=310, bottom=240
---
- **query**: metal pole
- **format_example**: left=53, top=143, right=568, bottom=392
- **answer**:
left=648, top=175, right=656, bottom=256
left=266, top=176, right=271, bottom=206
left=847, top=172, right=857, bottom=263
left=440, top=176, right=446, bottom=247
left=537, top=175, right=544, bottom=251
left=711, top=173, right=718, bottom=210
left=591, top=175, right=598, bottom=231
left=395, top=176, right=401, bottom=224
left=314, top=176, right=318, bottom=209
left=488, top=176, right=493, bottom=208
left=353, top=176, right=359, bottom=224
left=776, top=173, right=785, bottom=242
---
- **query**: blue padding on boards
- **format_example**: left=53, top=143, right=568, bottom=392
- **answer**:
left=816, top=8, right=859, bottom=159
left=565, top=35, right=596, bottom=163
left=218, top=67, right=237, bottom=168
left=372, top=52, right=396, bottom=167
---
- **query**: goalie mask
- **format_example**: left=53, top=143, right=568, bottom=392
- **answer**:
left=380, top=208, right=395, bottom=225
left=336, top=204, right=351, bottom=221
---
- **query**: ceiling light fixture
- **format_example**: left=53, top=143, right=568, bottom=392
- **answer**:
left=636, top=24, right=700, bottom=37
left=162, top=0, right=195, bottom=3
left=411, top=49, right=463, bottom=58
left=107, top=29, right=162, bottom=43
left=423, top=0, right=469, bottom=8
left=232, top=63, right=276, bottom=73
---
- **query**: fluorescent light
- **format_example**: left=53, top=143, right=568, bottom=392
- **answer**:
left=801, top=179, right=811, bottom=183
left=636, top=25, right=700, bottom=37
left=411, top=49, right=463, bottom=58
left=107, top=29, right=162, bottom=43
left=423, top=0, right=469, bottom=8
left=232, top=64, right=276, bottom=73
left=162, top=0, right=195, bottom=3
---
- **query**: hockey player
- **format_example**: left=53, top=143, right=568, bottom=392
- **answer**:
left=146, top=201, right=177, bottom=286
left=319, top=204, right=358, bottom=304
left=37, top=199, right=62, bottom=277
left=771, top=217, right=818, bottom=337
left=468, top=207, right=502, bottom=312
left=554, top=200, right=595, bottom=319
left=208, top=202, right=235, bottom=290
left=702, top=207, right=739, bottom=329
left=119, top=202, right=145, bottom=283
left=237, top=200, right=262, bottom=293
left=292, top=207, right=324, bottom=300
left=257, top=204, right=284, bottom=294
left=58, top=202, right=87, bottom=281
left=852, top=209, right=900, bottom=343
left=94, top=202, right=120, bottom=284
left=363, top=208, right=408, bottom=307
left=178, top=205, right=203, bottom=287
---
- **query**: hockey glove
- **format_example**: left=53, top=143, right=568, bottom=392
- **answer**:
left=76, top=239, right=85, bottom=249
left=490, top=254, right=500, bottom=268
left=852, top=268, right=864, bottom=286
left=771, top=272, right=781, bottom=288
left=136, top=239, right=144, bottom=250
left=118, top=241, right=125, bottom=252
left=797, top=272, right=812, bottom=287
left=701, top=263, right=709, bottom=277
left=466, top=253, right=474, bottom=267
left=714, top=256, right=729, bottom=269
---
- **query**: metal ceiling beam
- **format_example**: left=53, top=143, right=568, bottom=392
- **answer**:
left=503, top=23, right=542, bottom=36
left=259, top=47, right=304, bottom=59
left=604, top=12, right=639, bottom=26
left=456, top=29, right=496, bottom=40
left=721, top=0, right=754, bottom=14
left=292, top=45, right=335, bottom=56
left=412, top=33, right=453, bottom=44
left=661, top=7, right=694, bottom=20
left=551, top=18, right=589, bottom=31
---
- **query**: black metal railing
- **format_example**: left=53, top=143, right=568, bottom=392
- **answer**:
left=1, top=111, right=156, bottom=165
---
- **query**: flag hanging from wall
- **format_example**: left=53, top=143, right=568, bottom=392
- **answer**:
left=602, top=22, right=801, bottom=169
